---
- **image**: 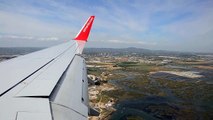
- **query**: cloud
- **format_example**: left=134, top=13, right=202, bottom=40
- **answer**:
left=0, top=34, right=62, bottom=47
left=38, top=37, right=59, bottom=41
left=0, top=35, right=33, bottom=40
left=0, top=0, right=212, bottom=52
left=0, top=11, right=76, bottom=38
left=0, top=35, right=59, bottom=41
left=90, top=39, right=157, bottom=48
left=161, top=0, right=213, bottom=37
left=106, top=39, right=156, bottom=46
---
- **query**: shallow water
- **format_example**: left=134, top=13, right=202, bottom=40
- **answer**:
left=109, top=70, right=213, bottom=119
left=109, top=71, right=181, bottom=119
left=110, top=97, right=180, bottom=120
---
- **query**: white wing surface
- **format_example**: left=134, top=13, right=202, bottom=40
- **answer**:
left=0, top=16, right=95, bottom=120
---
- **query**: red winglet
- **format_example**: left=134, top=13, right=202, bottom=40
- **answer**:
left=74, top=16, right=95, bottom=41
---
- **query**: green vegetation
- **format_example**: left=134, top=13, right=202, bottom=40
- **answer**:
left=87, top=67, right=102, bottom=76
left=157, top=78, right=213, bottom=106
left=116, top=62, right=139, bottom=67
left=102, top=89, right=145, bottom=101
left=116, top=62, right=158, bottom=73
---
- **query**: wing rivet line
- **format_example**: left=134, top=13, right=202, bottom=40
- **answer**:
left=0, top=59, right=55, bottom=97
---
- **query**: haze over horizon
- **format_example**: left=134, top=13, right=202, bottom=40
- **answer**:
left=0, top=0, right=213, bottom=53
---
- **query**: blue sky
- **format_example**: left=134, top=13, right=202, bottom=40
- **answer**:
left=0, top=0, right=213, bottom=53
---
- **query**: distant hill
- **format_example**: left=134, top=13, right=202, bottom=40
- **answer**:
left=0, top=47, right=211, bottom=57
left=83, top=47, right=201, bottom=57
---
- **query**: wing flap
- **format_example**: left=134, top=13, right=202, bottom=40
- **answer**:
left=50, top=55, right=88, bottom=119
left=0, top=98, right=52, bottom=120
left=17, top=112, right=51, bottom=120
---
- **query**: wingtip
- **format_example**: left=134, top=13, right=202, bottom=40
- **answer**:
left=74, top=16, right=95, bottom=41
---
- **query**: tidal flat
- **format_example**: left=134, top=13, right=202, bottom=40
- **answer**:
left=88, top=61, right=213, bottom=120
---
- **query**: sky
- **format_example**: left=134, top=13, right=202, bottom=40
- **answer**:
left=0, top=0, right=213, bottom=53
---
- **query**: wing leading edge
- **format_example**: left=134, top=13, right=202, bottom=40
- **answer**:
left=0, top=16, right=95, bottom=120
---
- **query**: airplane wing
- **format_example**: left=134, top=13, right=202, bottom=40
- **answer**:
left=0, top=16, right=95, bottom=120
